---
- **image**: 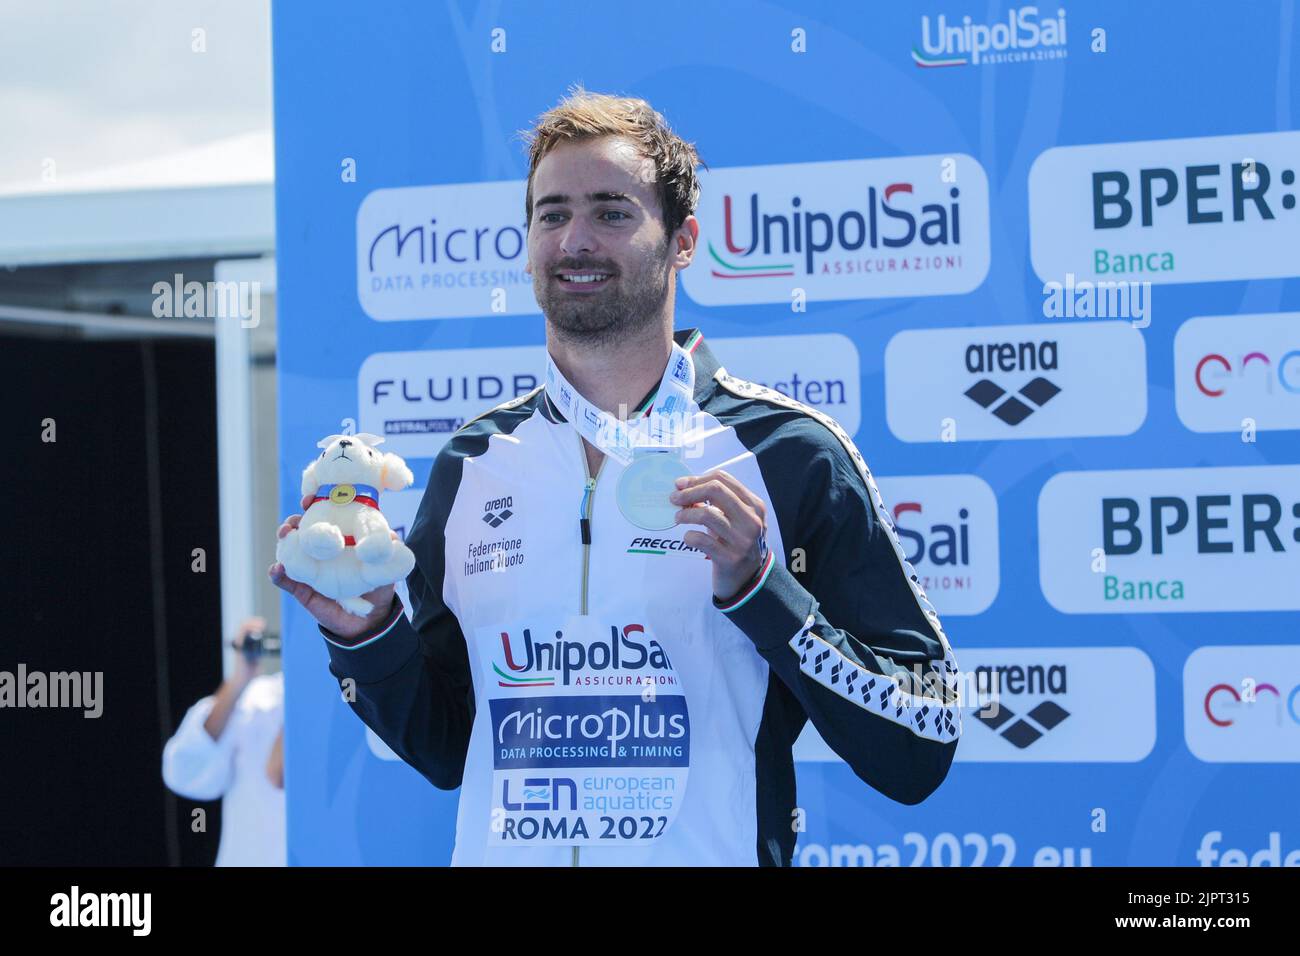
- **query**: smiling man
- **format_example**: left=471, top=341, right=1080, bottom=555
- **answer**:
left=271, top=86, right=963, bottom=867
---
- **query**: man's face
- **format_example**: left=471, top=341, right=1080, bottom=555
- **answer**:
left=526, top=136, right=689, bottom=346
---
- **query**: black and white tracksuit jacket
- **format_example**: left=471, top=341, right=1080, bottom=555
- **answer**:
left=320, top=326, right=962, bottom=866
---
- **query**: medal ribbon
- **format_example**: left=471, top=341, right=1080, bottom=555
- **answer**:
left=544, top=340, right=696, bottom=466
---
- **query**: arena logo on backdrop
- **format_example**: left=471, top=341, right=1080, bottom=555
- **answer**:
left=792, top=647, right=1154, bottom=763
left=1174, top=312, right=1300, bottom=434
left=1183, top=645, right=1300, bottom=764
left=1038, top=465, right=1300, bottom=613
left=1029, top=131, right=1300, bottom=286
left=956, top=648, right=1154, bottom=761
left=679, top=154, right=990, bottom=306
left=913, top=6, right=1069, bottom=68
left=884, top=321, right=1146, bottom=442
left=356, top=180, right=538, bottom=320
left=874, top=475, right=1000, bottom=615
left=357, top=343, right=544, bottom=459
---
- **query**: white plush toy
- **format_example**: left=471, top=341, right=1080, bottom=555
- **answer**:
left=276, top=432, right=416, bottom=617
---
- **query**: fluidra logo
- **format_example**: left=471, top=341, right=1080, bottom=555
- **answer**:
left=1042, top=273, right=1151, bottom=328
left=915, top=6, right=1068, bottom=67
left=152, top=274, right=261, bottom=328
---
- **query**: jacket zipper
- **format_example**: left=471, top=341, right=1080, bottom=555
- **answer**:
left=574, top=432, right=605, bottom=867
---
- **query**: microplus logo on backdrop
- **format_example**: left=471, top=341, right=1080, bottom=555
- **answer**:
left=1030, top=131, right=1300, bottom=286
left=1184, top=645, right=1300, bottom=764
left=884, top=321, right=1146, bottom=442
left=875, top=475, right=999, bottom=615
left=356, top=180, right=538, bottom=320
left=680, top=155, right=990, bottom=306
left=1174, top=312, right=1300, bottom=433
left=913, top=6, right=1069, bottom=67
left=1039, top=465, right=1300, bottom=614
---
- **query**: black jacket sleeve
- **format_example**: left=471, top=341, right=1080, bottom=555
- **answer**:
left=319, top=449, right=474, bottom=791
left=718, top=425, right=963, bottom=805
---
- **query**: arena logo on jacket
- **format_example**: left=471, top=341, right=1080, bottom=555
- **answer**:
left=477, top=617, right=690, bottom=847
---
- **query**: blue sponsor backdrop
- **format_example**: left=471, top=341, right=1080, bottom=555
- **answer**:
left=272, top=0, right=1300, bottom=866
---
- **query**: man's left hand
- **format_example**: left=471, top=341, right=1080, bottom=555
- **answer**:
left=670, top=469, right=768, bottom=602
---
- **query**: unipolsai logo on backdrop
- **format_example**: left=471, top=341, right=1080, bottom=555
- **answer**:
left=1038, top=465, right=1300, bottom=613
left=679, top=155, right=990, bottom=306
left=1174, top=312, right=1300, bottom=433
left=1029, top=131, right=1300, bottom=286
left=1184, top=645, right=1300, bottom=764
left=913, top=6, right=1069, bottom=68
left=357, top=344, right=545, bottom=459
left=709, top=333, right=861, bottom=435
left=875, top=475, right=999, bottom=615
left=357, top=180, right=538, bottom=320
left=884, top=321, right=1146, bottom=442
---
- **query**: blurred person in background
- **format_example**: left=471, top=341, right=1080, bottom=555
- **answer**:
left=162, top=617, right=286, bottom=866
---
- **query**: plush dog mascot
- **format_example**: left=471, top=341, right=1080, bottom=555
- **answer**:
left=276, top=433, right=416, bottom=616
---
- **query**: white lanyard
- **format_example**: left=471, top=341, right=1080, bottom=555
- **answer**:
left=544, top=341, right=696, bottom=466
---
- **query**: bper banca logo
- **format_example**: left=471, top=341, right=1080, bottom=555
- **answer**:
left=1030, top=131, right=1300, bottom=286
left=1039, top=465, right=1300, bottom=613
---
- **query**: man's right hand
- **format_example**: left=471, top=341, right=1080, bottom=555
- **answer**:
left=267, top=494, right=398, bottom=640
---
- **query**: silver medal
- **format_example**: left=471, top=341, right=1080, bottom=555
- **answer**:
left=616, top=449, right=692, bottom=530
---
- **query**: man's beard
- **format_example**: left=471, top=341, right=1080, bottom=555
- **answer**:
left=537, top=250, right=671, bottom=349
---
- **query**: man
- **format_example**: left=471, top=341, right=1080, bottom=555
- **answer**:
left=270, top=87, right=962, bottom=866
left=162, top=617, right=286, bottom=867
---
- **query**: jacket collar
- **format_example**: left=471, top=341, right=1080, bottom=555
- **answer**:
left=541, top=327, right=719, bottom=423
